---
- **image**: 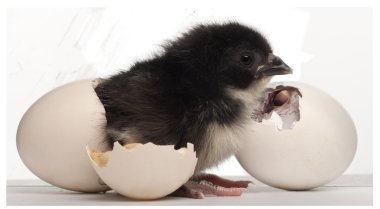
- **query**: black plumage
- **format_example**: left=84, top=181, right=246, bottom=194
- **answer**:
left=94, top=22, right=291, bottom=174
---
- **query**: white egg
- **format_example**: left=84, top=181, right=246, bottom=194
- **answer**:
left=17, top=79, right=110, bottom=192
left=236, top=82, right=357, bottom=190
left=87, top=142, right=197, bottom=200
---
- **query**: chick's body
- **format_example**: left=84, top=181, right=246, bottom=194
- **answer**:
left=94, top=22, right=291, bottom=174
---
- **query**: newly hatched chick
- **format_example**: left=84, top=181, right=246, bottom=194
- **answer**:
left=94, top=22, right=292, bottom=198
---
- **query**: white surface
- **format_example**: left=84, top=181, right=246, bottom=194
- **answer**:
left=6, top=175, right=372, bottom=206
left=7, top=7, right=372, bottom=180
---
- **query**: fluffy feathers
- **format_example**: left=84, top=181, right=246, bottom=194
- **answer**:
left=94, top=22, right=280, bottom=173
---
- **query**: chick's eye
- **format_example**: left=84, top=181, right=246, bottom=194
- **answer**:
left=240, top=54, right=253, bottom=66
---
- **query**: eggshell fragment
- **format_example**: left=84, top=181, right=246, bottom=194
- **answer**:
left=87, top=142, right=197, bottom=200
left=252, top=85, right=302, bottom=130
left=237, top=82, right=357, bottom=190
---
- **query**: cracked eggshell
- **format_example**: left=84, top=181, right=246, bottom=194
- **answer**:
left=87, top=142, right=197, bottom=200
left=236, top=82, right=357, bottom=190
left=16, top=79, right=110, bottom=192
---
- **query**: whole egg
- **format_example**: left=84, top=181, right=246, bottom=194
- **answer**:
left=17, top=79, right=110, bottom=192
left=236, top=82, right=357, bottom=190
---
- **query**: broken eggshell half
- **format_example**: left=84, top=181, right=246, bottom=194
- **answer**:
left=237, top=81, right=357, bottom=190
left=87, top=142, right=197, bottom=200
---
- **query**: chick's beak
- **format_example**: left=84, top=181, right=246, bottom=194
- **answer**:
left=255, top=53, right=293, bottom=78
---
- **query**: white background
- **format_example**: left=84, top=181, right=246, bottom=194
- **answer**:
left=7, top=7, right=372, bottom=180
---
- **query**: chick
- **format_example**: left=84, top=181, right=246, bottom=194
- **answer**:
left=94, top=22, right=292, bottom=198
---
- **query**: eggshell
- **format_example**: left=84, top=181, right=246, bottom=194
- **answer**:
left=87, top=142, right=198, bottom=200
left=236, top=82, right=357, bottom=190
left=16, top=79, right=110, bottom=192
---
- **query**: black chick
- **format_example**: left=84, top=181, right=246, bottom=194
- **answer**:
left=94, top=22, right=292, bottom=198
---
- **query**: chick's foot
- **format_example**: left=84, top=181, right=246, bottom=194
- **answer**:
left=169, top=174, right=251, bottom=198
left=191, top=173, right=252, bottom=189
